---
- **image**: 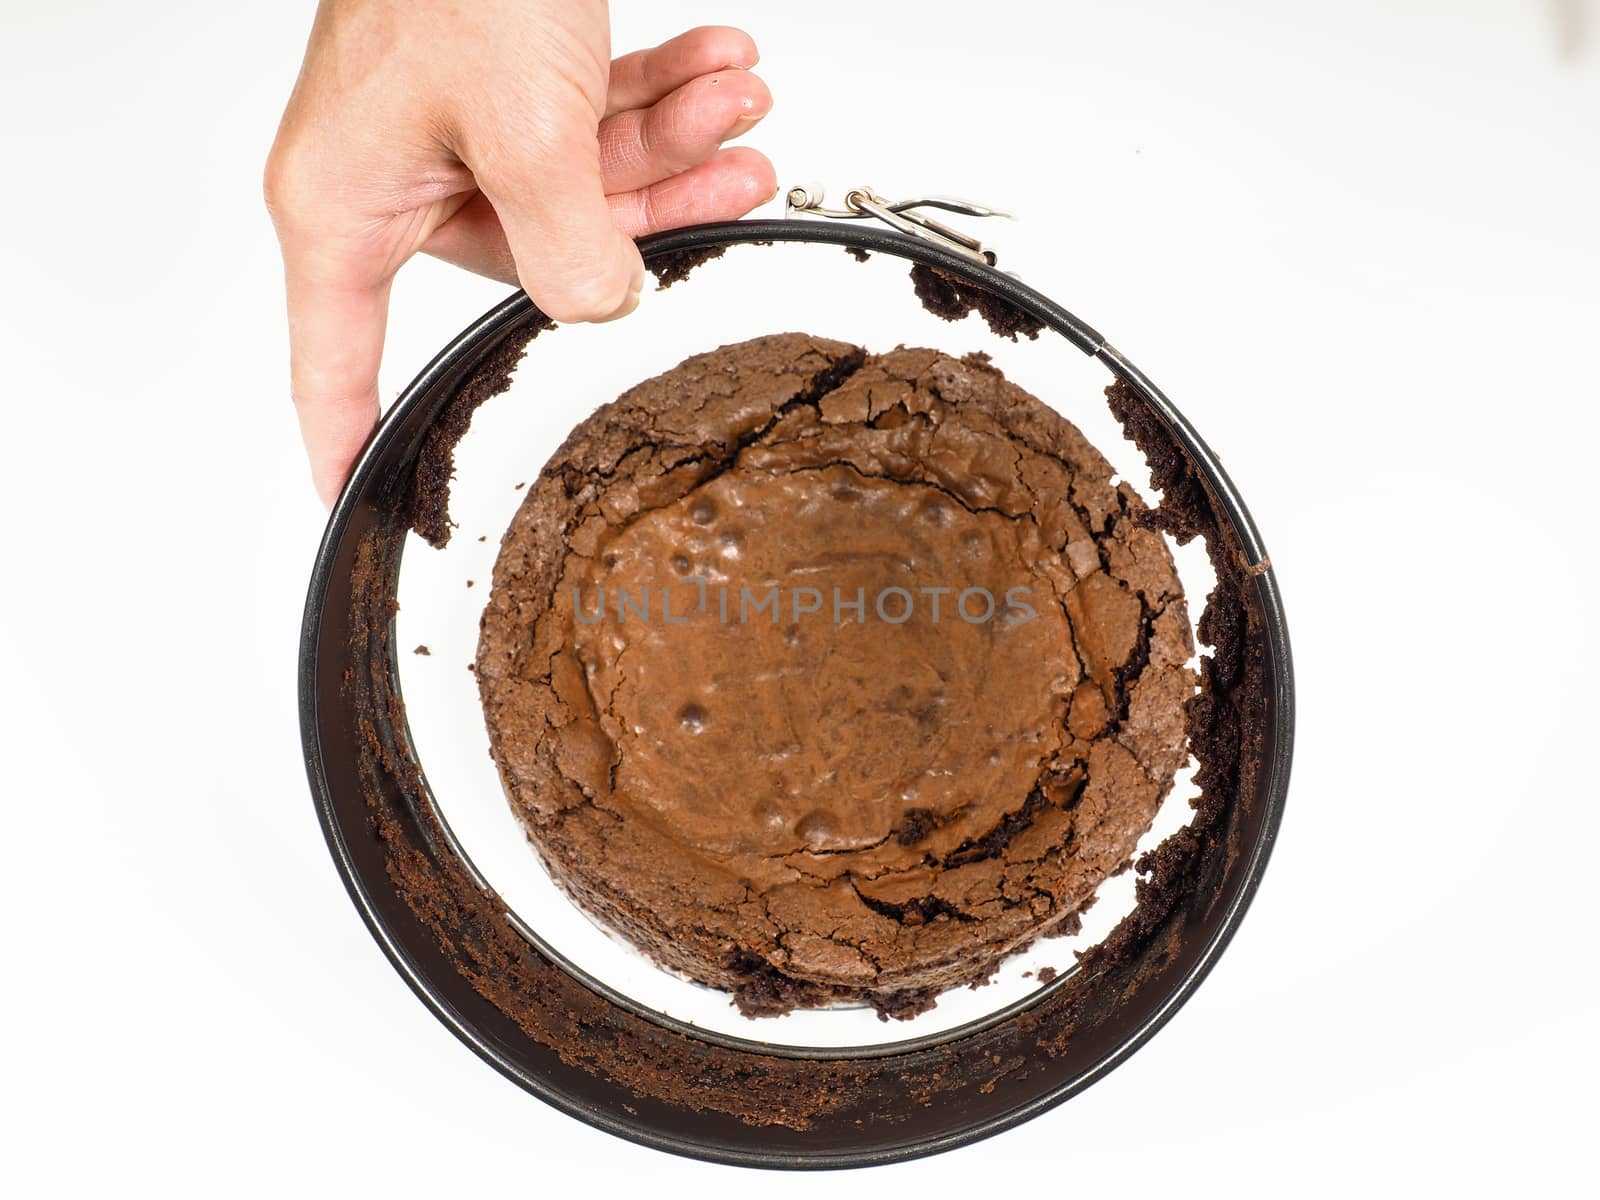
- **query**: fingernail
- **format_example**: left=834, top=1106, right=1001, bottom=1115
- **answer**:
left=723, top=94, right=768, bottom=141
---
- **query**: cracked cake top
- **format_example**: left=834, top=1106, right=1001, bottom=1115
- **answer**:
left=475, top=333, right=1194, bottom=1019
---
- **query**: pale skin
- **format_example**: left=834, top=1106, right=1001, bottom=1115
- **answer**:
left=265, top=2, right=777, bottom=506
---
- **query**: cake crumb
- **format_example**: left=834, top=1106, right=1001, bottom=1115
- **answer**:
left=647, top=244, right=728, bottom=289
left=910, top=262, right=1044, bottom=341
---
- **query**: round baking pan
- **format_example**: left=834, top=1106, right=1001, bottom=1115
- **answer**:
left=299, top=219, right=1294, bottom=1169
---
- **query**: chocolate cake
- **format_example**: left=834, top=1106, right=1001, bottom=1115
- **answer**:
left=475, top=334, right=1195, bottom=1018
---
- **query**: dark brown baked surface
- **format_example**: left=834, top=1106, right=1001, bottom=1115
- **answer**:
left=475, top=334, right=1194, bottom=1018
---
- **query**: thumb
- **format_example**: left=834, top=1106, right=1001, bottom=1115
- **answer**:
left=283, top=269, right=391, bottom=509
left=466, top=112, right=644, bottom=325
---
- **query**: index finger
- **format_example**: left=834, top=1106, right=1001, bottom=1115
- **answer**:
left=605, top=26, right=759, bottom=117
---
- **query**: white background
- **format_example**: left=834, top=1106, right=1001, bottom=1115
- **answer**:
left=3, top=1, right=1596, bottom=1194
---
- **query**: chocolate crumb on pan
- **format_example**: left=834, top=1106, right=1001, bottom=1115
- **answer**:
left=647, top=244, right=728, bottom=290
left=648, top=239, right=776, bottom=291
left=403, top=314, right=552, bottom=547
left=910, top=263, right=1045, bottom=341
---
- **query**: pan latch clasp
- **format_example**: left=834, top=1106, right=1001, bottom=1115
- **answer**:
left=784, top=185, right=1011, bottom=266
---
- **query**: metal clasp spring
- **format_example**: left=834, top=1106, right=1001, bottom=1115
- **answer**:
left=785, top=185, right=1011, bottom=266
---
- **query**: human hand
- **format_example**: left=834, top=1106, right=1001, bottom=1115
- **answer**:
left=265, top=3, right=776, bottom=506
